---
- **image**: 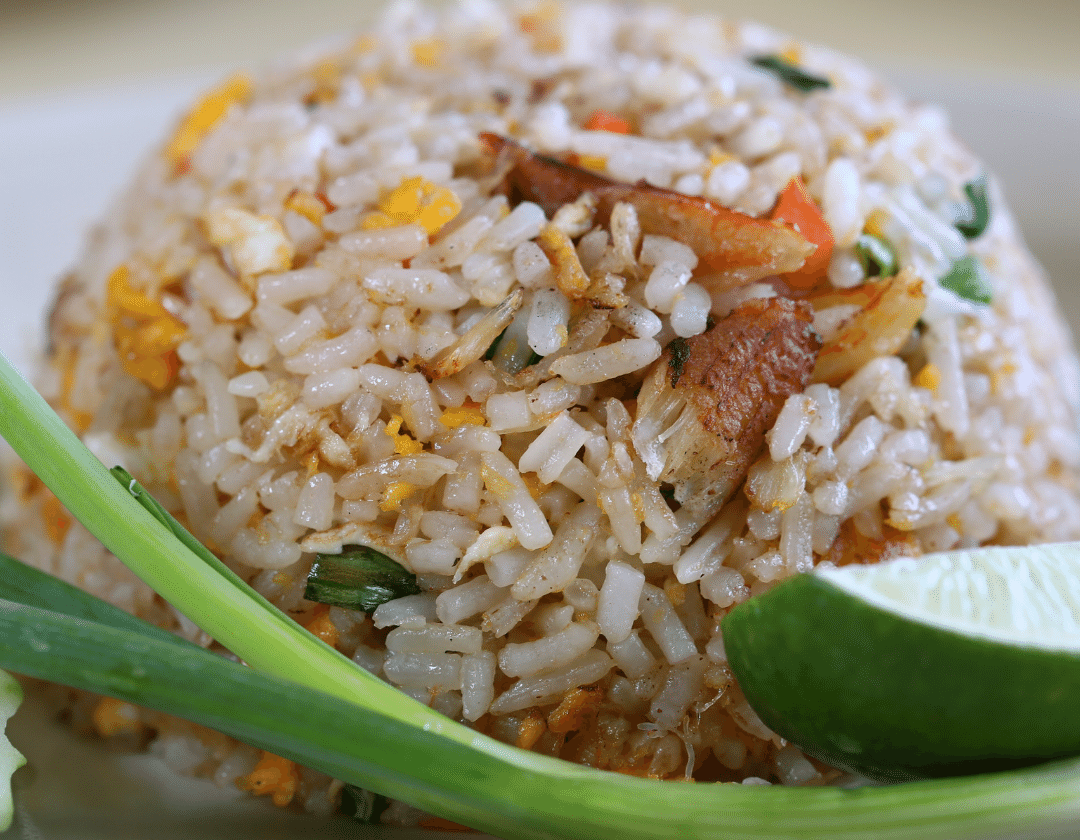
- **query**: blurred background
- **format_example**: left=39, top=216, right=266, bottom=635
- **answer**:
left=0, top=0, right=1078, bottom=331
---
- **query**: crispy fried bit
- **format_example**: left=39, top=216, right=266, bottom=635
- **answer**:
left=536, top=223, right=591, bottom=299
left=810, top=267, right=926, bottom=385
left=421, top=288, right=524, bottom=379
left=91, top=697, right=143, bottom=738
left=480, top=133, right=812, bottom=288
left=822, top=519, right=920, bottom=566
left=236, top=751, right=300, bottom=807
left=515, top=708, right=547, bottom=749
left=632, top=297, right=820, bottom=519
left=302, top=604, right=340, bottom=648
left=548, top=685, right=605, bottom=735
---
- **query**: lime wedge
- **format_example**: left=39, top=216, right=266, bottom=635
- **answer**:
left=1, top=669, right=25, bottom=831
left=720, top=543, right=1080, bottom=782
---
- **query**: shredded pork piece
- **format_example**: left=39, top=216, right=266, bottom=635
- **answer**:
left=632, top=297, right=821, bottom=520
left=480, top=133, right=812, bottom=288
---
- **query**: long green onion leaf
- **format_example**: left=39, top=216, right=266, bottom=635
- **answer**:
left=0, top=552, right=196, bottom=648
left=5, top=351, right=1080, bottom=837
left=5, top=569, right=1080, bottom=840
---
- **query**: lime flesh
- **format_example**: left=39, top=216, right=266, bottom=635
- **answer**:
left=720, top=544, right=1080, bottom=782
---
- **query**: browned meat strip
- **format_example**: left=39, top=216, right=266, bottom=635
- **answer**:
left=632, top=297, right=821, bottom=518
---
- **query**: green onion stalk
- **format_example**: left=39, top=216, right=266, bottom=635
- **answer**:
left=1, top=350, right=1080, bottom=839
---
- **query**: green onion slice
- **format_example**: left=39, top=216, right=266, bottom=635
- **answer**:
left=854, top=234, right=898, bottom=278
left=955, top=175, right=991, bottom=239
left=340, top=784, right=390, bottom=824
left=666, top=336, right=691, bottom=385
left=939, top=256, right=993, bottom=305
left=305, top=546, right=421, bottom=612
left=750, top=55, right=831, bottom=92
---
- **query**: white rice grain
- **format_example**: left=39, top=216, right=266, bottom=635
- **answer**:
left=607, top=630, right=658, bottom=680
left=498, top=619, right=600, bottom=678
left=460, top=650, right=497, bottom=721
left=597, top=561, right=646, bottom=643
left=511, top=501, right=601, bottom=599
left=480, top=450, right=554, bottom=549
left=489, top=650, right=614, bottom=714
left=548, top=337, right=661, bottom=385
left=293, top=472, right=335, bottom=531
left=639, top=584, right=698, bottom=664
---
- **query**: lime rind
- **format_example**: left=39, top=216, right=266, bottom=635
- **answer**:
left=721, top=559, right=1080, bottom=781
left=0, top=669, right=26, bottom=831
left=815, top=543, right=1080, bottom=651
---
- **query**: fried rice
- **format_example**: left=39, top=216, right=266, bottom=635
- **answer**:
left=6, top=0, right=1080, bottom=820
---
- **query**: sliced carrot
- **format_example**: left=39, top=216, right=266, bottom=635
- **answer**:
left=770, top=177, right=834, bottom=289
left=583, top=109, right=631, bottom=134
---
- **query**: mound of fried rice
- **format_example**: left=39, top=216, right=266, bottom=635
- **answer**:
left=7, top=0, right=1080, bottom=820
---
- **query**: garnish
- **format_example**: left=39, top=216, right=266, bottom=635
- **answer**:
left=0, top=669, right=24, bottom=832
left=666, top=336, right=691, bottom=385
left=340, top=784, right=390, bottom=824
left=305, top=546, right=420, bottom=612
left=6, top=349, right=1080, bottom=836
left=484, top=327, right=507, bottom=360
left=750, top=55, right=831, bottom=93
left=583, top=109, right=631, bottom=134
left=955, top=175, right=990, bottom=239
left=770, top=177, right=834, bottom=289
left=853, top=233, right=899, bottom=278
left=6, top=548, right=1080, bottom=838
left=939, top=255, right=992, bottom=304
left=722, top=545, right=1080, bottom=781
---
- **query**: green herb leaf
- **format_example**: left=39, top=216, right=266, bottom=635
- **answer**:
left=939, top=256, right=993, bottom=305
left=750, top=55, right=831, bottom=93
left=483, top=327, right=507, bottom=360
left=0, top=552, right=199, bottom=649
left=667, top=336, right=691, bottom=386
left=0, top=668, right=25, bottom=833
left=340, top=784, right=389, bottom=824
left=955, top=175, right=991, bottom=239
left=305, top=546, right=420, bottom=612
left=854, top=234, right=898, bottom=278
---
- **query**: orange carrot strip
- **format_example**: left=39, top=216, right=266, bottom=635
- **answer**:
left=770, top=177, right=834, bottom=289
left=583, top=109, right=631, bottom=134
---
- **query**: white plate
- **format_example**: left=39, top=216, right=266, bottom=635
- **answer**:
left=0, top=70, right=1078, bottom=839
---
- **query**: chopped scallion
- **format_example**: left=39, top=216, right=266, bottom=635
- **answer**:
left=667, top=336, right=691, bottom=386
left=340, top=784, right=390, bottom=823
left=750, top=55, right=831, bottom=93
left=939, top=256, right=992, bottom=305
left=955, top=175, right=991, bottom=239
left=483, top=327, right=507, bottom=360
left=854, top=234, right=899, bottom=278
left=305, top=545, right=420, bottom=612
